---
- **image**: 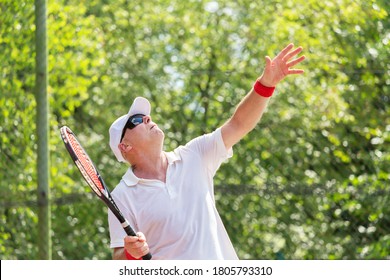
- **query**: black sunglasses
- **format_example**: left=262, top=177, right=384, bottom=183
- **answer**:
left=120, top=114, right=145, bottom=141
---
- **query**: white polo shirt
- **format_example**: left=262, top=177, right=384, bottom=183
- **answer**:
left=108, top=127, right=238, bottom=260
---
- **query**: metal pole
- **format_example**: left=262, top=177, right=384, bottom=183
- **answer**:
left=35, top=0, right=51, bottom=260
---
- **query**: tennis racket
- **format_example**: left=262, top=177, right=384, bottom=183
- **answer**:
left=60, top=126, right=152, bottom=260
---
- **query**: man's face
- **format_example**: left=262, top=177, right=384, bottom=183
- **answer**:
left=121, top=115, right=164, bottom=149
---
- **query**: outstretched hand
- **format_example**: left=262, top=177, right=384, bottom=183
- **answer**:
left=258, top=43, right=306, bottom=87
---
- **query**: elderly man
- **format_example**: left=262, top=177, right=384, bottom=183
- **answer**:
left=108, top=43, right=305, bottom=260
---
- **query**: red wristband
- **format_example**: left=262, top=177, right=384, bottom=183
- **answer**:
left=125, top=249, right=142, bottom=260
left=253, top=80, right=275, bottom=97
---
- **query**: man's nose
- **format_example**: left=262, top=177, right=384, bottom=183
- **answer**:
left=143, top=115, right=151, bottom=124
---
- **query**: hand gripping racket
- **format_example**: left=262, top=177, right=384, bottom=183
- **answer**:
left=60, top=126, right=152, bottom=260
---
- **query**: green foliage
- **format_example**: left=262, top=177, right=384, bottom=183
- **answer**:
left=1, top=0, right=388, bottom=259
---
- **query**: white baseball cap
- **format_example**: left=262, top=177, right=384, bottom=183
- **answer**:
left=109, top=97, right=151, bottom=162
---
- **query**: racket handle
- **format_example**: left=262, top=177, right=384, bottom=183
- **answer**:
left=142, top=252, right=152, bottom=260
left=123, top=225, right=153, bottom=260
left=123, top=225, right=137, bottom=236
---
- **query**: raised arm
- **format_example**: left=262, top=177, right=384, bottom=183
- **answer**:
left=221, top=43, right=305, bottom=150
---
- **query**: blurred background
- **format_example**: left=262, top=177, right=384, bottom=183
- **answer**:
left=0, top=0, right=389, bottom=260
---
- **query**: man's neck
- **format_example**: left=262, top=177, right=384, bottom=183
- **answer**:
left=132, top=151, right=168, bottom=183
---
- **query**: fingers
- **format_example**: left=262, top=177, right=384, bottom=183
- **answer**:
left=286, top=55, right=306, bottom=74
left=272, top=43, right=305, bottom=67
left=282, top=45, right=303, bottom=62
left=276, top=43, right=295, bottom=59
left=280, top=44, right=305, bottom=75
left=124, top=232, right=145, bottom=242
left=258, top=43, right=305, bottom=86
left=136, top=232, right=146, bottom=242
left=286, top=55, right=306, bottom=67
left=265, top=55, right=272, bottom=68
left=124, top=232, right=149, bottom=258
left=287, top=68, right=305, bottom=75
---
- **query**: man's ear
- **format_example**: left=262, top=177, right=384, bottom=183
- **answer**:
left=118, top=143, right=132, bottom=153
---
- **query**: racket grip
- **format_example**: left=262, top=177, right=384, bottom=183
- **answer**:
left=123, top=225, right=153, bottom=260
left=123, top=225, right=137, bottom=236
left=142, top=252, right=152, bottom=260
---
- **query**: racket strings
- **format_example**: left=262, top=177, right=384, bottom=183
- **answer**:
left=67, top=132, right=104, bottom=191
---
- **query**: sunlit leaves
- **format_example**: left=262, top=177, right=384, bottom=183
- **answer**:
left=1, top=0, right=389, bottom=260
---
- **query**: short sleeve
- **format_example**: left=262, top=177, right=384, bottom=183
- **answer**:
left=183, top=127, right=233, bottom=176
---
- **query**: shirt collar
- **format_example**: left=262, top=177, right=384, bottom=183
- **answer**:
left=122, top=151, right=181, bottom=187
left=122, top=168, right=140, bottom=186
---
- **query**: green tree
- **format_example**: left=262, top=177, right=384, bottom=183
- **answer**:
left=1, top=0, right=388, bottom=259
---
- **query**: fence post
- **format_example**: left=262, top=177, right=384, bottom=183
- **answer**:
left=35, top=0, right=51, bottom=260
